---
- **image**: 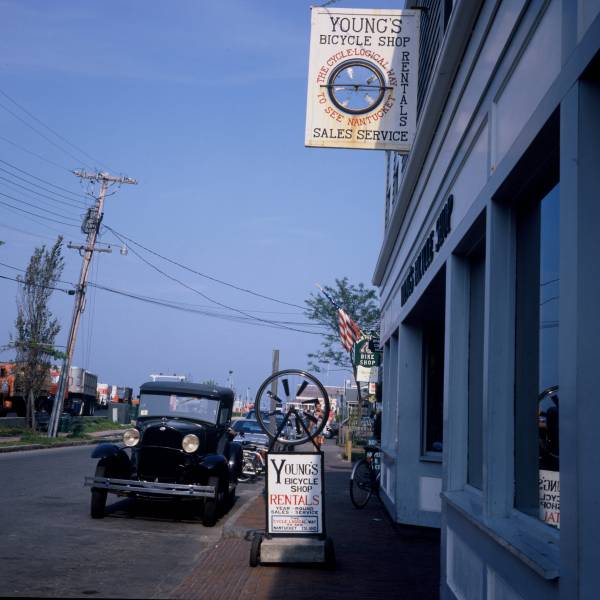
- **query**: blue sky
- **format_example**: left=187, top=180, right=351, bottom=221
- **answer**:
left=0, top=0, right=400, bottom=397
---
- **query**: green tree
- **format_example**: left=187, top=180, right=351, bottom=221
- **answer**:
left=12, top=237, right=65, bottom=429
left=304, top=277, right=380, bottom=372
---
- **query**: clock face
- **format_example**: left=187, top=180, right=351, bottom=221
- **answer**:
left=326, top=59, right=386, bottom=115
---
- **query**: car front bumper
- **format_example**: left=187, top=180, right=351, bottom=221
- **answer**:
left=84, top=476, right=216, bottom=498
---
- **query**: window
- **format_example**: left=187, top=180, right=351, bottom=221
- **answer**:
left=416, top=267, right=446, bottom=457
left=467, top=241, right=485, bottom=489
left=515, top=182, right=560, bottom=528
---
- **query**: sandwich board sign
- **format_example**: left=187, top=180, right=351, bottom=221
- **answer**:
left=266, top=452, right=324, bottom=535
left=305, top=7, right=420, bottom=152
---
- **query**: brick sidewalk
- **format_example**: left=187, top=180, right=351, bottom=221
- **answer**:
left=169, top=442, right=440, bottom=600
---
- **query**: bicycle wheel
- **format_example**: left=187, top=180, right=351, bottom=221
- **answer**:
left=350, top=458, right=373, bottom=509
left=254, top=370, right=330, bottom=446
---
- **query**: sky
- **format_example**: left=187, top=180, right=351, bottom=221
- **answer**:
left=0, top=0, right=401, bottom=398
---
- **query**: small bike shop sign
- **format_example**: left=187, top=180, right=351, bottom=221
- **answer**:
left=267, top=453, right=324, bottom=534
left=305, top=7, right=420, bottom=152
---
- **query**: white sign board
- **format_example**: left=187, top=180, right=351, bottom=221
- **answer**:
left=305, top=7, right=420, bottom=152
left=267, top=453, right=323, bottom=535
left=539, top=469, right=560, bottom=529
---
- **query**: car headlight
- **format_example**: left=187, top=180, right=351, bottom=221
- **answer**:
left=182, top=434, right=200, bottom=453
left=123, top=428, right=140, bottom=447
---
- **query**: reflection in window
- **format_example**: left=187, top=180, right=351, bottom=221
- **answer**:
left=423, top=324, right=445, bottom=454
left=515, top=182, right=559, bottom=528
left=537, top=184, right=560, bottom=528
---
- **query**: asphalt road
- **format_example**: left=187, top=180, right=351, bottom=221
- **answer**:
left=0, top=445, right=260, bottom=598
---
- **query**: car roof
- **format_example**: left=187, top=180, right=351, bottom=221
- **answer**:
left=139, top=381, right=234, bottom=407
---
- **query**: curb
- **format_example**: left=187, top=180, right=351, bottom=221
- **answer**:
left=222, top=492, right=264, bottom=540
left=0, top=435, right=121, bottom=454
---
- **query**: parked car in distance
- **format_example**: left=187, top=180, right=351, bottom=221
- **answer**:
left=243, top=409, right=285, bottom=429
left=231, top=418, right=270, bottom=447
left=85, top=381, right=243, bottom=526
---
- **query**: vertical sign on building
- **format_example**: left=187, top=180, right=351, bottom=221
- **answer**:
left=305, top=7, right=420, bottom=152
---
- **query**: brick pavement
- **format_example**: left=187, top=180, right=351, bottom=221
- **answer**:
left=170, top=441, right=440, bottom=600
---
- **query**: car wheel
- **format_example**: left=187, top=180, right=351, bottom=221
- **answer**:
left=202, top=476, right=220, bottom=527
left=225, top=480, right=236, bottom=511
left=90, top=464, right=108, bottom=519
left=249, top=533, right=262, bottom=567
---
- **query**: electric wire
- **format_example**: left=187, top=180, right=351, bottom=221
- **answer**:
left=0, top=158, right=90, bottom=201
left=0, top=98, right=94, bottom=170
left=5, top=210, right=77, bottom=239
left=0, top=87, right=115, bottom=173
left=0, top=273, right=73, bottom=294
left=87, top=281, right=325, bottom=335
left=0, top=190, right=80, bottom=223
left=0, top=197, right=82, bottom=228
left=0, top=260, right=322, bottom=323
left=0, top=259, right=324, bottom=335
left=0, top=174, right=88, bottom=212
left=0, top=222, right=60, bottom=243
left=0, top=134, right=73, bottom=171
left=103, top=234, right=319, bottom=336
left=0, top=162, right=90, bottom=205
left=104, top=225, right=307, bottom=311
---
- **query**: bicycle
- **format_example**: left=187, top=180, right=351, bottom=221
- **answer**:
left=349, top=444, right=381, bottom=509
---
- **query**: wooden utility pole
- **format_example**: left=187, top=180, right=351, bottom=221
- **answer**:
left=48, top=171, right=137, bottom=437
left=269, top=349, right=279, bottom=434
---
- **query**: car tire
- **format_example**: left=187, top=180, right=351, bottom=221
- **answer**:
left=90, top=464, right=108, bottom=519
left=249, top=533, right=262, bottom=567
left=202, top=476, right=220, bottom=527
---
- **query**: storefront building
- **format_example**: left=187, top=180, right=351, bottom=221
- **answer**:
left=374, top=1, right=600, bottom=598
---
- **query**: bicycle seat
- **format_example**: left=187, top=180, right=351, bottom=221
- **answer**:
left=364, top=445, right=380, bottom=453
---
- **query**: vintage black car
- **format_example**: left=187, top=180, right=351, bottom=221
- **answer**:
left=85, top=381, right=243, bottom=526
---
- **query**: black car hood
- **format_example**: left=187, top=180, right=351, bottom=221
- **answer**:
left=137, top=417, right=208, bottom=434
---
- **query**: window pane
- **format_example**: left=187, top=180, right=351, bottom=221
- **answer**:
left=467, top=245, right=485, bottom=489
left=515, top=182, right=559, bottom=528
left=538, top=184, right=560, bottom=528
left=423, top=325, right=444, bottom=453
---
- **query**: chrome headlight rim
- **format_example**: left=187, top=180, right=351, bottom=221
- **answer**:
left=182, top=433, right=200, bottom=454
left=123, top=428, right=140, bottom=447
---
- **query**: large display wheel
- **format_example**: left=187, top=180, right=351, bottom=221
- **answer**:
left=254, top=369, right=330, bottom=447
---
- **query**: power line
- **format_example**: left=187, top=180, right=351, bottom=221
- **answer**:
left=0, top=273, right=74, bottom=294
left=88, top=281, right=324, bottom=335
left=0, top=98, right=94, bottom=170
left=0, top=190, right=80, bottom=223
left=0, top=87, right=115, bottom=172
left=104, top=225, right=307, bottom=311
left=0, top=134, right=73, bottom=171
left=0, top=158, right=90, bottom=201
left=102, top=235, right=320, bottom=336
left=0, top=196, right=82, bottom=227
left=0, top=173, right=88, bottom=211
left=0, top=222, right=59, bottom=243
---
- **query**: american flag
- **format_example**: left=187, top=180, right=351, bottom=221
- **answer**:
left=338, top=308, right=362, bottom=352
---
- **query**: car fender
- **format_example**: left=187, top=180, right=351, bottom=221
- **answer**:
left=199, top=453, right=228, bottom=478
left=225, top=441, right=243, bottom=478
left=92, top=443, right=132, bottom=477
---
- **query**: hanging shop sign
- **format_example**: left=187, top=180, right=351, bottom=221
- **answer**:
left=305, top=7, right=420, bottom=152
left=352, top=333, right=382, bottom=368
left=400, top=195, right=453, bottom=306
left=267, top=453, right=324, bottom=535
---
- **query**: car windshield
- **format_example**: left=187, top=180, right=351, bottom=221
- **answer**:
left=139, top=393, right=220, bottom=424
left=232, top=420, right=264, bottom=434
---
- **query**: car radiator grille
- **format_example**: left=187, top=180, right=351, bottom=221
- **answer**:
left=142, top=427, right=183, bottom=449
left=137, top=447, right=188, bottom=483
